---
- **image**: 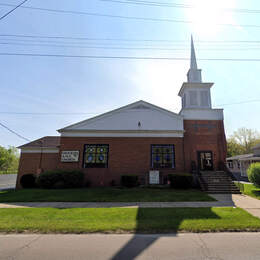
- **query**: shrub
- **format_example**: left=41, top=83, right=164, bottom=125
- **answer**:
left=168, top=173, right=193, bottom=189
left=36, top=170, right=84, bottom=189
left=121, top=175, right=139, bottom=188
left=20, top=174, right=36, bottom=189
left=247, top=163, right=260, bottom=187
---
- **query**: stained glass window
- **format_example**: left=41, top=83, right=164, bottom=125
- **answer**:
left=151, top=145, right=174, bottom=168
left=84, top=144, right=109, bottom=168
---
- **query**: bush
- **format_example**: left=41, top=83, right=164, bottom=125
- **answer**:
left=247, top=163, right=260, bottom=187
left=20, top=174, right=36, bottom=189
left=168, top=173, right=193, bottom=189
left=36, top=170, right=84, bottom=189
left=121, top=175, right=139, bottom=188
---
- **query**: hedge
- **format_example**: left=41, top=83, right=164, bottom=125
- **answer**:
left=20, top=174, right=36, bottom=189
left=121, top=175, right=139, bottom=188
left=168, top=173, right=193, bottom=189
left=247, top=163, right=260, bottom=187
left=36, top=170, right=84, bottom=189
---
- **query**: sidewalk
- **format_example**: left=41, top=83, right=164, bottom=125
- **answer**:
left=0, top=200, right=235, bottom=209
left=1, top=194, right=260, bottom=218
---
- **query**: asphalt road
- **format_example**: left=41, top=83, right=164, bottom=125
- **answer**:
left=1, top=233, right=260, bottom=260
left=0, top=174, right=17, bottom=190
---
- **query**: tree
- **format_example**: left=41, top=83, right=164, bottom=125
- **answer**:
left=227, top=128, right=260, bottom=157
left=0, top=146, right=20, bottom=172
left=227, top=138, right=244, bottom=157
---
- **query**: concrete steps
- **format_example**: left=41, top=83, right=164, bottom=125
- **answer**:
left=199, top=171, right=241, bottom=194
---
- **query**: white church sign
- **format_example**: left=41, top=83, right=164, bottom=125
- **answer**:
left=149, top=170, right=160, bottom=184
left=61, top=151, right=79, bottom=162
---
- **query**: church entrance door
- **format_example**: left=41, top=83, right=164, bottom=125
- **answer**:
left=198, top=151, right=213, bottom=171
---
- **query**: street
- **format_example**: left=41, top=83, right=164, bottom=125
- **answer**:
left=0, top=174, right=16, bottom=190
left=1, top=233, right=260, bottom=260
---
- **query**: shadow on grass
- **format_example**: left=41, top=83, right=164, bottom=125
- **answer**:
left=252, top=190, right=260, bottom=198
left=111, top=207, right=220, bottom=260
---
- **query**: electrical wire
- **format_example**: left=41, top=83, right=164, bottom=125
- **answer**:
left=0, top=0, right=29, bottom=21
left=1, top=99, right=260, bottom=117
left=1, top=2, right=260, bottom=29
left=0, top=52, right=260, bottom=61
left=100, top=0, right=260, bottom=14
left=1, top=34, right=260, bottom=44
left=0, top=122, right=31, bottom=141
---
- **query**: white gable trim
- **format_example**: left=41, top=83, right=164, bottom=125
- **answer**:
left=21, top=147, right=59, bottom=154
left=61, top=130, right=184, bottom=138
left=58, top=100, right=183, bottom=133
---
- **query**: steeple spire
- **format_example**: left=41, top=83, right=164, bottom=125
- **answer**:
left=187, top=35, right=202, bottom=83
left=190, top=35, right=198, bottom=70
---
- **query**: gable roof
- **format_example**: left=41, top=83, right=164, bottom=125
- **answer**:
left=18, top=136, right=60, bottom=149
left=58, top=100, right=183, bottom=133
left=226, top=154, right=254, bottom=161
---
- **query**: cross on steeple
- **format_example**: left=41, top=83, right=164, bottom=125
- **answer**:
left=187, top=35, right=202, bottom=83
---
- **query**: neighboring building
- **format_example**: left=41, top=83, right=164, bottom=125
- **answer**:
left=226, top=143, right=260, bottom=179
left=16, top=37, right=227, bottom=188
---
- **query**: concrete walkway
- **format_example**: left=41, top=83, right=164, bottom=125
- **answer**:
left=1, top=194, right=260, bottom=218
left=0, top=200, right=236, bottom=209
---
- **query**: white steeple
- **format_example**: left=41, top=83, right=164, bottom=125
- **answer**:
left=178, top=35, right=219, bottom=118
left=187, top=35, right=202, bottom=83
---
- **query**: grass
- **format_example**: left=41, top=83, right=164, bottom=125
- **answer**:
left=0, top=207, right=259, bottom=233
left=236, top=183, right=260, bottom=200
left=0, top=188, right=215, bottom=202
left=0, top=170, right=17, bottom=175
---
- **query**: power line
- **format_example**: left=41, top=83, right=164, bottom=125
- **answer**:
left=1, top=52, right=260, bottom=61
left=1, top=2, right=260, bottom=29
left=0, top=122, right=31, bottom=142
left=2, top=37, right=260, bottom=49
left=0, top=112, right=99, bottom=115
left=2, top=41, right=260, bottom=51
left=0, top=0, right=29, bottom=21
left=217, top=99, right=260, bottom=106
left=1, top=34, right=260, bottom=44
left=101, top=0, right=260, bottom=14
left=1, top=100, right=260, bottom=116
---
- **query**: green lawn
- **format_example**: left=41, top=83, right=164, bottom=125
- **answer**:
left=236, top=183, right=260, bottom=200
left=0, top=207, right=259, bottom=233
left=0, top=171, right=17, bottom=175
left=0, top=188, right=215, bottom=202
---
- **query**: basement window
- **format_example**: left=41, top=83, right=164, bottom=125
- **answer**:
left=151, top=145, right=175, bottom=169
left=83, top=144, right=109, bottom=168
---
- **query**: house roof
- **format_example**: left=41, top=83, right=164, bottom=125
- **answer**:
left=226, top=154, right=254, bottom=161
left=240, top=156, right=260, bottom=161
left=18, top=136, right=60, bottom=149
left=58, top=100, right=184, bottom=133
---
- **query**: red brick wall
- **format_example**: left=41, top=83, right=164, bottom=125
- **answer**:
left=16, top=152, right=59, bottom=189
left=183, top=120, right=227, bottom=172
left=17, top=121, right=227, bottom=188
left=57, top=137, right=185, bottom=186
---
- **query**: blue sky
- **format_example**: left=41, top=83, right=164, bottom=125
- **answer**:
left=0, top=0, right=260, bottom=147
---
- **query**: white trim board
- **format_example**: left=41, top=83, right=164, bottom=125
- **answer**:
left=61, top=130, right=184, bottom=138
left=21, top=148, right=59, bottom=154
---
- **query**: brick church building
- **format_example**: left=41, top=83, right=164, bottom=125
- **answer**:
left=16, top=37, right=227, bottom=188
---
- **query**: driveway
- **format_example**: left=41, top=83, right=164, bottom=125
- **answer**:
left=1, top=233, right=260, bottom=260
left=0, top=174, right=17, bottom=190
